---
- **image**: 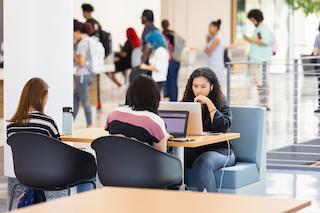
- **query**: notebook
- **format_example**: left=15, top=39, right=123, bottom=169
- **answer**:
left=158, top=110, right=189, bottom=138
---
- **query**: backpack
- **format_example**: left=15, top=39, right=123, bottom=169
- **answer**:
left=17, top=189, right=46, bottom=209
left=259, top=25, right=277, bottom=55
left=99, top=31, right=112, bottom=58
left=171, top=32, right=186, bottom=62
left=83, top=36, right=105, bottom=74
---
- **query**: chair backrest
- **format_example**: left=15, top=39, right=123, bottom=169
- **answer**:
left=7, top=133, right=97, bottom=190
left=131, top=47, right=142, bottom=67
left=229, top=106, right=266, bottom=171
left=91, top=136, right=182, bottom=189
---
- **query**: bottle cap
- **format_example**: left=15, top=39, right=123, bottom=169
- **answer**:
left=63, top=107, right=72, bottom=113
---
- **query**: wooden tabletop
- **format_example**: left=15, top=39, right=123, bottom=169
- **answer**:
left=61, top=128, right=240, bottom=148
left=10, top=186, right=311, bottom=213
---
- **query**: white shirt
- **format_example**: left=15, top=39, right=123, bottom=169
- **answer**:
left=149, top=47, right=169, bottom=82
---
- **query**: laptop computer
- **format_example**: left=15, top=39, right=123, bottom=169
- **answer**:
left=158, top=110, right=189, bottom=138
left=159, top=102, right=203, bottom=135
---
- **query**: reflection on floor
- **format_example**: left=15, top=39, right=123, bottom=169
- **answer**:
left=0, top=68, right=319, bottom=211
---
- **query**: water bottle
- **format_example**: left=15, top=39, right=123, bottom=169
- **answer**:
left=62, top=107, right=73, bottom=135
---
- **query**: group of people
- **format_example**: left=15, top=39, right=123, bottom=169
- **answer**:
left=6, top=7, right=277, bottom=195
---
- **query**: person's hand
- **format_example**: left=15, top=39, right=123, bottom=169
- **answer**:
left=73, top=51, right=77, bottom=59
left=194, top=94, right=210, bottom=105
left=243, top=35, right=252, bottom=42
left=140, top=63, right=147, bottom=70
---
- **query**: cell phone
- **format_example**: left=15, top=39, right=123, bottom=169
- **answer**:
left=169, top=138, right=195, bottom=142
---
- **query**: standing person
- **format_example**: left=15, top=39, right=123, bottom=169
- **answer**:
left=140, top=31, right=169, bottom=92
left=109, top=28, right=141, bottom=88
left=182, top=67, right=235, bottom=192
left=244, top=9, right=273, bottom=110
left=205, top=20, right=225, bottom=88
left=141, top=9, right=157, bottom=64
left=312, top=24, right=320, bottom=113
left=82, top=3, right=102, bottom=110
left=162, top=20, right=181, bottom=101
left=106, top=74, right=171, bottom=152
left=7, top=78, right=60, bottom=140
left=73, top=21, right=95, bottom=128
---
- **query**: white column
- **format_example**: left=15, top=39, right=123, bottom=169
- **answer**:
left=4, top=0, right=73, bottom=177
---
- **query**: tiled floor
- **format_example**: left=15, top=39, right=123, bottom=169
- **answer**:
left=0, top=67, right=319, bottom=212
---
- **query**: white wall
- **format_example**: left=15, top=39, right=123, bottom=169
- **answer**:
left=161, top=0, right=232, bottom=47
left=4, top=0, right=73, bottom=177
left=73, top=0, right=161, bottom=51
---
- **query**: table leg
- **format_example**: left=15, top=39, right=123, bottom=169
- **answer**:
left=172, top=146, right=187, bottom=191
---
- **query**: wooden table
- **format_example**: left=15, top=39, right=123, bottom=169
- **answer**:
left=10, top=186, right=311, bottom=213
left=62, top=128, right=240, bottom=188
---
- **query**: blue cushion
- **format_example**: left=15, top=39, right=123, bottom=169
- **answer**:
left=186, top=162, right=260, bottom=189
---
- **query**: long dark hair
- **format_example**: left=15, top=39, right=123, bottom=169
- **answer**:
left=182, top=67, right=226, bottom=128
left=125, top=74, right=160, bottom=114
left=8, top=78, right=49, bottom=126
left=211, top=19, right=222, bottom=30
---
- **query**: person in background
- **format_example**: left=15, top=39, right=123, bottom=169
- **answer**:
left=108, top=28, right=141, bottom=89
left=182, top=67, right=235, bottom=192
left=141, top=9, right=157, bottom=64
left=244, top=9, right=273, bottom=110
left=162, top=20, right=181, bottom=101
left=105, top=74, right=171, bottom=152
left=73, top=21, right=95, bottom=128
left=82, top=3, right=102, bottom=110
left=140, top=30, right=169, bottom=92
left=7, top=78, right=60, bottom=140
left=312, top=24, right=320, bottom=113
left=205, top=20, right=225, bottom=91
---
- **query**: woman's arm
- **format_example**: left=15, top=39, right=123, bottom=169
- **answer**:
left=209, top=102, right=232, bottom=132
left=244, top=36, right=266, bottom=46
left=313, top=47, right=319, bottom=56
left=153, top=133, right=171, bottom=152
left=73, top=51, right=86, bottom=67
left=204, top=38, right=219, bottom=56
left=139, top=63, right=157, bottom=71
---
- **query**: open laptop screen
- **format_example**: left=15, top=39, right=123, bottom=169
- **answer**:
left=158, top=110, right=189, bottom=138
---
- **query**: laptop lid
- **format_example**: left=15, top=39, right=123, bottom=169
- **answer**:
left=159, top=102, right=203, bottom=135
left=158, top=110, right=189, bottom=138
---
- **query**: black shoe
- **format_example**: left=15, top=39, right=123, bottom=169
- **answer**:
left=314, top=109, right=320, bottom=113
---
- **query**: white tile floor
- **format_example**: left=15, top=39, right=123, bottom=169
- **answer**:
left=0, top=67, right=319, bottom=212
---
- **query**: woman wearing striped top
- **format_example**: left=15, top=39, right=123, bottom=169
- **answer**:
left=7, top=78, right=60, bottom=140
left=106, top=74, right=170, bottom=152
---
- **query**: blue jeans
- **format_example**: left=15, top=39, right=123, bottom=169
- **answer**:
left=77, top=177, right=96, bottom=194
left=74, top=75, right=95, bottom=126
left=186, top=149, right=235, bottom=192
left=166, top=60, right=180, bottom=101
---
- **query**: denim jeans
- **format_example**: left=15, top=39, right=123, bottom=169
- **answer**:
left=76, top=177, right=96, bottom=194
left=166, top=59, right=180, bottom=101
left=74, top=74, right=95, bottom=126
left=186, top=149, right=235, bottom=192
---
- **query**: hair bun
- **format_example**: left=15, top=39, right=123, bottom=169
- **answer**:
left=217, top=19, right=221, bottom=25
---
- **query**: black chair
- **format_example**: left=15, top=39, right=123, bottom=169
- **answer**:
left=7, top=132, right=97, bottom=211
left=91, top=136, right=182, bottom=189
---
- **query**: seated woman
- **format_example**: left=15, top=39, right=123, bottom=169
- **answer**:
left=7, top=78, right=60, bottom=140
left=105, top=74, right=170, bottom=152
left=139, top=30, right=169, bottom=92
left=182, top=67, right=235, bottom=192
left=109, top=28, right=141, bottom=88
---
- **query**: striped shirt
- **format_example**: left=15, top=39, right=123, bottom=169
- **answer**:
left=7, top=111, right=61, bottom=140
left=105, top=106, right=167, bottom=146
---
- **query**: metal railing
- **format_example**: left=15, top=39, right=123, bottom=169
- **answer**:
left=226, top=56, right=320, bottom=170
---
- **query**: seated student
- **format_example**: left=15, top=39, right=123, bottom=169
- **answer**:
left=109, top=28, right=141, bottom=88
left=7, top=78, right=60, bottom=140
left=182, top=67, right=235, bottom=192
left=105, top=74, right=170, bottom=152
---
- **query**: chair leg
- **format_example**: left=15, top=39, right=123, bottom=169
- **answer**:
left=8, top=183, right=22, bottom=211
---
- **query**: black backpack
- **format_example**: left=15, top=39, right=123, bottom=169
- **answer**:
left=99, top=31, right=112, bottom=58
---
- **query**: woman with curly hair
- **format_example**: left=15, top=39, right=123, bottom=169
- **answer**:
left=182, top=67, right=235, bottom=192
